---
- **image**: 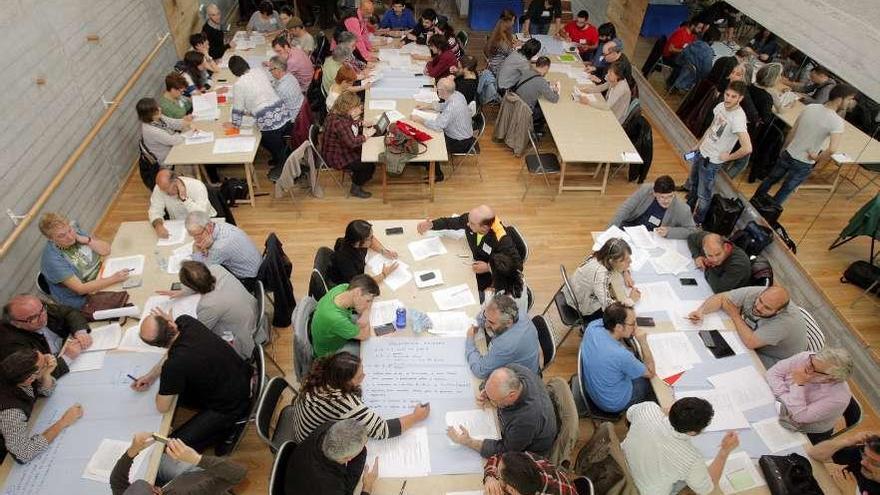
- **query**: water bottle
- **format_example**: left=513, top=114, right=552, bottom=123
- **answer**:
left=153, top=248, right=167, bottom=272
left=395, top=307, right=407, bottom=330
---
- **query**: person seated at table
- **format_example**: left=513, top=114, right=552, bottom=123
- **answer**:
left=687, top=231, right=751, bottom=293
left=246, top=1, right=281, bottom=34
left=483, top=451, right=576, bottom=495
left=484, top=252, right=528, bottom=315
left=326, top=65, right=369, bottom=110
left=0, top=295, right=92, bottom=378
left=380, top=0, right=416, bottom=31
left=669, top=26, right=719, bottom=92
left=522, top=0, right=562, bottom=37
left=176, top=50, right=213, bottom=97
left=609, top=175, right=696, bottom=239
left=747, top=28, right=778, bottom=62
left=447, top=364, right=557, bottom=458
left=466, top=294, right=540, bottom=380
left=687, top=286, right=809, bottom=368
left=767, top=348, right=853, bottom=444
left=497, top=38, right=542, bottom=95
left=560, top=10, right=599, bottom=61
left=269, top=55, right=305, bottom=128
left=424, top=34, right=458, bottom=80
left=623, top=398, right=740, bottom=495
left=202, top=3, right=235, bottom=61
left=808, top=431, right=880, bottom=495
left=136, top=97, right=192, bottom=166
left=579, top=303, right=655, bottom=414
left=405, top=8, right=438, bottom=45
left=512, top=56, right=560, bottom=132
left=158, top=73, right=192, bottom=120
left=662, top=19, right=699, bottom=66
left=149, top=169, right=216, bottom=236
left=132, top=308, right=252, bottom=455
left=322, top=92, right=376, bottom=198
left=411, top=77, right=473, bottom=178
left=565, top=238, right=640, bottom=323
left=286, top=15, right=316, bottom=53
left=0, top=350, right=83, bottom=463
left=586, top=23, right=624, bottom=75
left=290, top=352, right=430, bottom=443
left=160, top=261, right=258, bottom=361
left=323, top=43, right=353, bottom=94
left=331, top=220, right=399, bottom=285
left=576, top=59, right=631, bottom=123
left=310, top=274, right=379, bottom=357
left=38, top=212, right=127, bottom=309
left=450, top=55, right=478, bottom=105
left=485, top=9, right=518, bottom=77
left=185, top=211, right=261, bottom=291
left=584, top=40, right=624, bottom=82
left=417, top=205, right=522, bottom=292
left=284, top=419, right=379, bottom=495
left=784, top=66, right=837, bottom=105
left=189, top=32, right=221, bottom=74
left=341, top=0, right=376, bottom=62
left=277, top=6, right=295, bottom=40
left=110, top=433, right=246, bottom=495
left=437, top=19, right=464, bottom=61
left=271, top=36, right=313, bottom=92
left=227, top=56, right=295, bottom=178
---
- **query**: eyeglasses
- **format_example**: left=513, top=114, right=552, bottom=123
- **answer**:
left=13, top=303, right=46, bottom=325
left=806, top=354, right=830, bottom=376
left=623, top=321, right=637, bottom=328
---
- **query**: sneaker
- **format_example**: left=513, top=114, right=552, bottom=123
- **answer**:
left=350, top=185, right=372, bottom=198
left=267, top=167, right=282, bottom=182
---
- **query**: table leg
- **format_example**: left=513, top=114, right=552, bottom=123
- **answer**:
left=601, top=162, right=610, bottom=195
left=558, top=161, right=567, bottom=195
left=382, top=163, right=388, bottom=204
left=244, top=162, right=256, bottom=207
left=429, top=161, right=435, bottom=202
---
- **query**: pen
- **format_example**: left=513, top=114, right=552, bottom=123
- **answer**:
left=399, top=480, right=407, bottom=495
left=127, top=374, right=138, bottom=382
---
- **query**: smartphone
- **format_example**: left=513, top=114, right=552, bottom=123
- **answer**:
left=698, top=330, right=716, bottom=348
left=170, top=282, right=182, bottom=291
left=122, top=277, right=142, bottom=289
left=374, top=323, right=395, bottom=336
left=385, top=227, right=404, bottom=235
left=635, top=316, right=655, bottom=327
left=683, top=150, right=697, bottom=162
left=151, top=433, right=169, bottom=444
left=419, top=272, right=436, bottom=282
left=679, top=278, right=698, bottom=286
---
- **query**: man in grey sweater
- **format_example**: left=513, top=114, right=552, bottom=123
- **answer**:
left=609, top=176, right=696, bottom=239
left=513, top=56, right=561, bottom=132
left=687, top=231, right=752, bottom=293
left=497, top=39, right=542, bottom=93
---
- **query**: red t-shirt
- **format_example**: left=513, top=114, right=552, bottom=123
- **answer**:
left=663, top=27, right=696, bottom=58
left=563, top=21, right=599, bottom=52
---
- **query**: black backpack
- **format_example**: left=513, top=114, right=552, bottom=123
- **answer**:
left=220, top=178, right=248, bottom=207
left=702, top=194, right=744, bottom=237
left=138, top=139, right=160, bottom=190
left=730, top=221, right=774, bottom=256
left=750, top=192, right=783, bottom=225
left=841, top=260, right=880, bottom=294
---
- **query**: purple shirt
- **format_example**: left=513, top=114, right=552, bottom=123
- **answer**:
left=766, top=351, right=851, bottom=433
left=285, top=46, right=314, bottom=92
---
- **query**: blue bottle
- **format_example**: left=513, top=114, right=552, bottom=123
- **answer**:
left=395, top=307, right=407, bottom=329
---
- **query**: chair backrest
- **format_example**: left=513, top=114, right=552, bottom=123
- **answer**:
left=546, top=376, right=579, bottom=468
left=456, top=30, right=469, bottom=49
left=799, top=307, right=825, bottom=353
left=308, top=124, right=320, bottom=151
left=621, top=98, right=641, bottom=129
left=533, top=314, right=557, bottom=371
left=252, top=345, right=267, bottom=405
left=254, top=280, right=268, bottom=345
left=292, top=296, right=318, bottom=381
left=843, top=396, right=863, bottom=429
left=474, top=112, right=487, bottom=141
left=560, top=264, right=582, bottom=315
left=505, top=224, right=528, bottom=263
left=573, top=476, right=595, bottom=495
left=36, top=272, right=51, bottom=297
left=526, top=284, right=534, bottom=312
left=269, top=440, right=296, bottom=495
left=256, top=376, right=297, bottom=449
left=575, top=346, right=589, bottom=407
left=309, top=247, right=335, bottom=299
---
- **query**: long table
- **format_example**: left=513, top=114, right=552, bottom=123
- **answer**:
left=361, top=219, right=487, bottom=494
left=0, top=221, right=184, bottom=494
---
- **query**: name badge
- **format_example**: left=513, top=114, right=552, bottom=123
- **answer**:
left=579, top=39, right=586, bottom=44
left=351, top=124, right=359, bottom=135
left=541, top=10, right=551, bottom=17
left=482, top=243, right=492, bottom=255
left=648, top=216, right=661, bottom=226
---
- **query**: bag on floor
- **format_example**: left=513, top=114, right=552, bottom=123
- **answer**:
left=750, top=192, right=783, bottom=225
left=841, top=260, right=880, bottom=294
left=773, top=222, right=797, bottom=254
left=220, top=178, right=249, bottom=205
left=730, top=221, right=774, bottom=256
left=759, top=453, right=822, bottom=495
left=702, top=194, right=744, bottom=237
left=750, top=255, right=774, bottom=287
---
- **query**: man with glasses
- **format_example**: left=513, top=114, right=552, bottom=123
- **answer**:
left=149, top=169, right=216, bottom=239
left=0, top=294, right=93, bottom=378
left=482, top=451, right=577, bottom=495
left=578, top=302, right=656, bottom=414
left=184, top=211, right=261, bottom=293
left=447, top=364, right=557, bottom=458
left=609, top=175, right=696, bottom=239
left=808, top=432, right=880, bottom=494
left=688, top=286, right=808, bottom=368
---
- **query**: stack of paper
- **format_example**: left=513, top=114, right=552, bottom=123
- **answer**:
left=83, top=439, right=153, bottom=483
left=647, top=332, right=702, bottom=379
left=592, top=225, right=631, bottom=251
left=370, top=299, right=404, bottom=328
left=445, top=409, right=499, bottom=445
left=649, top=248, right=692, bottom=275
left=707, top=367, right=775, bottom=411
left=426, top=311, right=472, bottom=336
left=87, top=323, right=123, bottom=351
left=184, top=130, right=214, bottom=145
left=676, top=389, right=750, bottom=431
left=623, top=225, right=656, bottom=249
left=752, top=417, right=805, bottom=452
left=213, top=136, right=256, bottom=154
left=412, top=108, right=438, bottom=122
left=708, top=451, right=766, bottom=494
left=408, top=236, right=448, bottom=260
left=102, top=255, right=145, bottom=277
left=432, top=284, right=476, bottom=310
left=156, top=220, right=186, bottom=246
left=192, top=92, right=220, bottom=121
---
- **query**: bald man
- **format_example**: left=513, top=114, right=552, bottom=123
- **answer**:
left=202, top=4, right=236, bottom=60
left=148, top=169, right=216, bottom=239
left=688, top=286, right=809, bottom=368
left=417, top=205, right=522, bottom=291
left=0, top=295, right=92, bottom=378
left=687, top=231, right=751, bottom=293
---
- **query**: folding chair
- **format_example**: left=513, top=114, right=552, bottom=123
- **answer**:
left=223, top=345, right=268, bottom=455
left=256, top=281, right=284, bottom=375
left=450, top=112, right=485, bottom=180
left=541, top=264, right=585, bottom=347
left=269, top=441, right=296, bottom=495
left=309, top=247, right=335, bottom=300
left=309, top=124, right=346, bottom=192
left=533, top=315, right=558, bottom=371
left=520, top=130, right=561, bottom=200
left=256, top=376, right=299, bottom=453
left=799, top=307, right=826, bottom=353
left=570, top=347, right=624, bottom=423
left=829, top=397, right=863, bottom=439
left=505, top=224, right=528, bottom=262
left=456, top=30, right=469, bottom=49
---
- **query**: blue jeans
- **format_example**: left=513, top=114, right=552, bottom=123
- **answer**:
left=686, top=153, right=721, bottom=224
left=724, top=154, right=752, bottom=179
left=755, top=151, right=814, bottom=205
left=624, top=377, right=655, bottom=410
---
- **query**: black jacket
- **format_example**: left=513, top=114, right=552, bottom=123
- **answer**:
left=258, top=233, right=296, bottom=327
left=0, top=303, right=90, bottom=378
left=284, top=422, right=368, bottom=495
left=431, top=214, right=522, bottom=290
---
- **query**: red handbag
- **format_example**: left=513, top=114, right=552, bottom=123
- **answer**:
left=395, top=121, right=433, bottom=143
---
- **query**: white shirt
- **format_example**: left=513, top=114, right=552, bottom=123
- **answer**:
left=699, top=103, right=748, bottom=164
left=786, top=104, right=845, bottom=164
left=622, top=402, right=714, bottom=495
left=147, top=176, right=217, bottom=224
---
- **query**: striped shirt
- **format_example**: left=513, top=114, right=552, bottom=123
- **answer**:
left=0, top=381, right=56, bottom=463
left=564, top=256, right=613, bottom=316
left=289, top=387, right=401, bottom=443
left=272, top=73, right=305, bottom=121
left=425, top=91, right=473, bottom=141
left=231, top=69, right=293, bottom=131
left=622, top=402, right=714, bottom=495
left=192, top=222, right=262, bottom=280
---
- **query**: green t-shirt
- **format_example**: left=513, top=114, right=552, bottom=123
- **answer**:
left=311, top=284, right=360, bottom=357
left=159, top=94, right=192, bottom=119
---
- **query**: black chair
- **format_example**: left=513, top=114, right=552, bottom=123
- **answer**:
left=309, top=124, right=345, bottom=191
left=573, top=476, right=595, bottom=495
left=255, top=281, right=284, bottom=375
left=269, top=440, right=296, bottom=495
left=224, top=345, right=267, bottom=455
left=570, top=347, right=624, bottom=423
left=521, top=130, right=561, bottom=200
left=526, top=284, right=534, bottom=312
left=309, top=247, right=335, bottom=300
left=533, top=315, right=557, bottom=371
left=640, top=35, right=671, bottom=78
left=829, top=397, right=863, bottom=439
left=138, top=138, right=159, bottom=190
left=506, top=224, right=528, bottom=263
left=36, top=272, right=51, bottom=297
left=541, top=265, right=585, bottom=347
left=256, top=376, right=299, bottom=453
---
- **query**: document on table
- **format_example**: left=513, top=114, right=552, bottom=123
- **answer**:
left=414, top=89, right=440, bottom=103
left=139, top=294, right=200, bottom=321
left=83, top=439, right=152, bottom=483
left=629, top=246, right=650, bottom=271
left=384, top=264, right=413, bottom=291
left=371, top=299, right=404, bottom=327
left=102, top=255, right=145, bottom=277
left=213, top=136, right=256, bottom=154
left=707, top=367, right=775, bottom=411
left=414, top=269, right=444, bottom=288
left=192, top=91, right=220, bottom=121
left=621, top=151, right=643, bottom=163
left=118, top=325, right=166, bottom=353
left=408, top=236, right=448, bottom=261
left=708, top=451, right=766, bottom=494
left=592, top=225, right=630, bottom=251
left=156, top=220, right=186, bottom=246
left=369, top=99, right=397, bottom=110
left=669, top=300, right=727, bottom=331
left=719, top=331, right=748, bottom=355
left=634, top=281, right=680, bottom=313
left=412, top=108, right=438, bottom=122
left=432, top=284, right=476, bottom=310
left=426, top=311, right=472, bottom=337
left=86, top=323, right=123, bottom=352
left=753, top=417, right=805, bottom=452
left=647, top=333, right=702, bottom=379
left=623, top=225, right=656, bottom=249
left=366, top=250, right=397, bottom=274
left=649, top=248, right=692, bottom=275
left=184, top=129, right=215, bottom=145
left=68, top=351, right=107, bottom=373
left=446, top=409, right=499, bottom=444
left=367, top=426, right=431, bottom=478
left=676, top=389, right=750, bottom=431
left=166, top=252, right=192, bottom=274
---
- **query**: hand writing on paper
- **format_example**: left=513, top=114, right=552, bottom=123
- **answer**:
left=155, top=223, right=170, bottom=239
left=63, top=340, right=83, bottom=360
left=109, top=269, right=132, bottom=284
left=382, top=262, right=399, bottom=277
left=694, top=256, right=707, bottom=270
left=655, top=227, right=669, bottom=237
left=60, top=404, right=84, bottom=428
left=687, top=310, right=703, bottom=324
left=74, top=330, right=92, bottom=349
left=381, top=247, right=398, bottom=259
left=131, top=371, right=158, bottom=392
left=719, top=431, right=740, bottom=453
left=416, top=220, right=432, bottom=234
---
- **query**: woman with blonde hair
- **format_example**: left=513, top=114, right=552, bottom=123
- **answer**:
left=564, top=237, right=641, bottom=323
left=485, top=9, right=518, bottom=76
left=38, top=213, right=128, bottom=309
left=321, top=92, right=376, bottom=198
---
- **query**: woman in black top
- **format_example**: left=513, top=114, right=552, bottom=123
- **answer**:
left=331, top=220, right=399, bottom=285
left=201, top=4, right=233, bottom=60
left=452, top=55, right=478, bottom=104
left=523, top=0, right=562, bottom=36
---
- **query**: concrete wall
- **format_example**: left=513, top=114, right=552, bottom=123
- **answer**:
left=571, top=0, right=610, bottom=25
left=0, top=0, right=179, bottom=302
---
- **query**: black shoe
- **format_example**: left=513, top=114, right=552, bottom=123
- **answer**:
left=350, top=185, right=372, bottom=198
left=434, top=172, right=445, bottom=183
left=675, top=185, right=689, bottom=192
left=267, top=167, right=282, bottom=182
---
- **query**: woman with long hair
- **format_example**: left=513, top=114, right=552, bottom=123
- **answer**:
left=485, top=9, right=517, bottom=76
left=564, top=237, right=640, bottom=323
left=331, top=219, right=399, bottom=285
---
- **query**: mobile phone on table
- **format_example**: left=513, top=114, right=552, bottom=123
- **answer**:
left=374, top=323, right=395, bottom=336
left=385, top=227, right=404, bottom=235
left=151, top=433, right=170, bottom=444
left=419, top=272, right=436, bottom=282
left=679, top=278, right=698, bottom=286
left=171, top=282, right=182, bottom=291
left=635, top=317, right=655, bottom=327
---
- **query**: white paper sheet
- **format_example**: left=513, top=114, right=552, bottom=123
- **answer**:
left=184, top=130, right=215, bottom=145
left=101, top=255, right=145, bottom=277
left=365, top=250, right=397, bottom=275
left=752, top=417, right=806, bottom=452
left=623, top=225, right=656, bottom=249
left=369, top=99, right=397, bottom=110
left=649, top=248, right=692, bottom=275
left=192, top=92, right=220, bottom=121
left=371, top=299, right=404, bottom=328
left=634, top=281, right=680, bottom=313
left=630, top=246, right=650, bottom=272
left=366, top=426, right=431, bottom=478
left=408, top=236, right=448, bottom=261
left=166, top=252, right=192, bottom=274
left=719, top=331, right=748, bottom=355
left=708, top=367, right=776, bottom=411
left=411, top=108, right=438, bottom=122
left=156, top=220, right=186, bottom=246
left=385, top=265, right=413, bottom=291
left=413, top=269, right=444, bottom=288
left=676, top=389, right=750, bottom=431
left=414, top=89, right=440, bottom=103
left=83, top=439, right=153, bottom=483
left=708, top=451, right=766, bottom=494
left=647, top=333, right=702, bottom=379
left=86, top=323, right=123, bottom=352
left=212, top=136, right=256, bottom=154
left=621, top=151, right=643, bottom=163
left=68, top=351, right=107, bottom=373
left=426, top=311, right=472, bottom=337
left=432, top=284, right=477, bottom=311
left=117, top=325, right=165, bottom=353
left=669, top=300, right=727, bottom=331
left=591, top=225, right=631, bottom=251
left=445, top=409, right=499, bottom=445
left=172, top=241, right=194, bottom=256
left=139, top=294, right=200, bottom=321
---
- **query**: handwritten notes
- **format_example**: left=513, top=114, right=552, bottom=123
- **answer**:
left=366, top=427, right=431, bottom=478
left=431, top=284, right=476, bottom=310
left=445, top=409, right=499, bottom=444
left=408, top=236, right=448, bottom=261
left=86, top=324, right=122, bottom=352
left=102, top=255, right=145, bottom=277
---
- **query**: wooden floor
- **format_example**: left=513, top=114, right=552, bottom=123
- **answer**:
left=88, top=9, right=879, bottom=493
